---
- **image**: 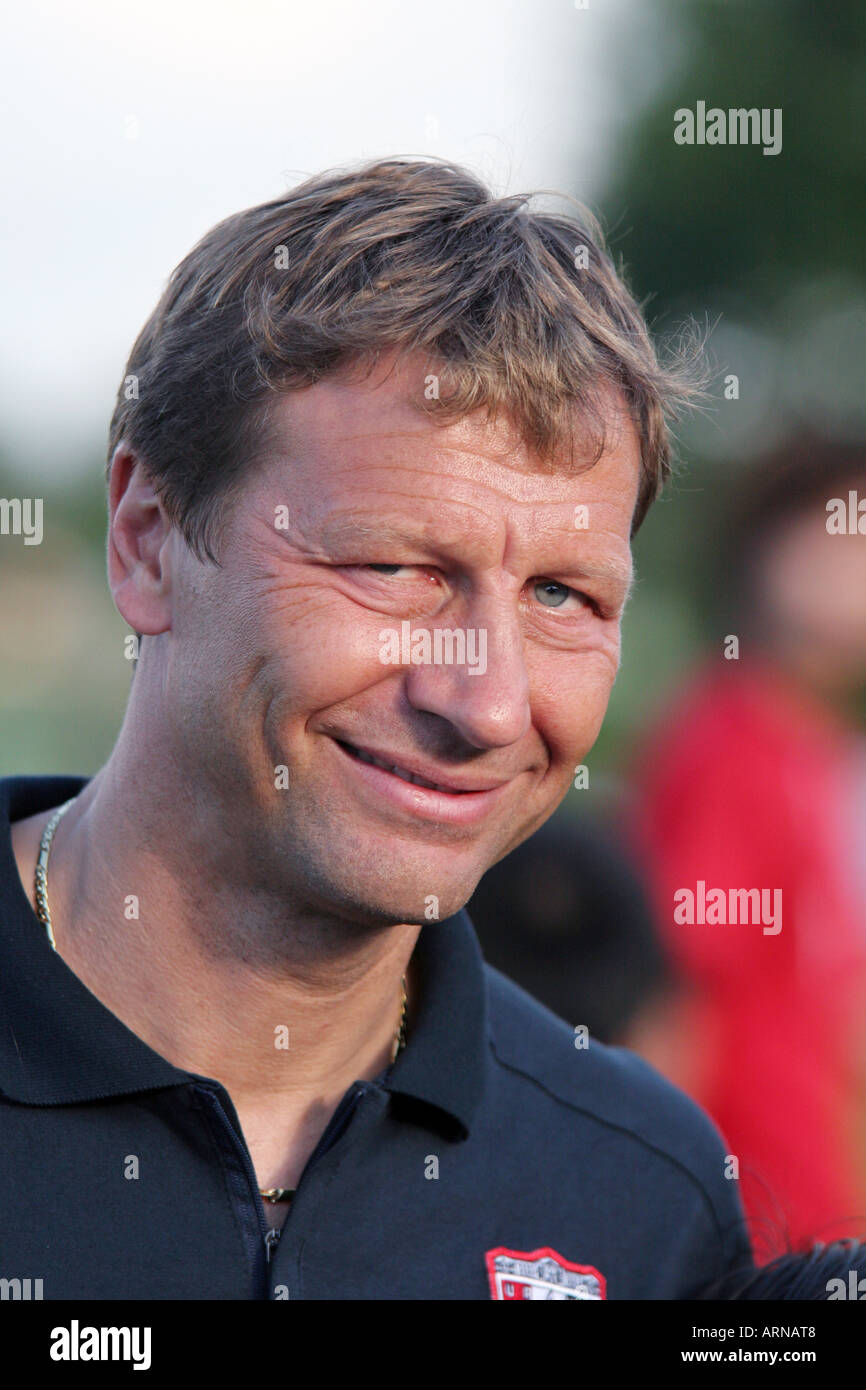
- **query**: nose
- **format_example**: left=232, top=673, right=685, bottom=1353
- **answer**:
left=401, top=600, right=532, bottom=750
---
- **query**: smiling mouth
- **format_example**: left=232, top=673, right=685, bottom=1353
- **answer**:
left=335, top=739, right=478, bottom=794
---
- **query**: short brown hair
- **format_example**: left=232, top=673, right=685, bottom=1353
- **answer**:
left=107, top=157, right=698, bottom=563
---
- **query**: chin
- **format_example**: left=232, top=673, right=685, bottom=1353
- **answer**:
left=360, top=883, right=474, bottom=928
left=295, top=821, right=492, bottom=927
left=316, top=862, right=478, bottom=930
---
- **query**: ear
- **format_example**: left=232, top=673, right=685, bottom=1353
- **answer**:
left=107, top=445, right=174, bottom=636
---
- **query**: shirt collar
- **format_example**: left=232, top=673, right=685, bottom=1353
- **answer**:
left=382, top=902, right=487, bottom=1139
left=0, top=775, right=487, bottom=1135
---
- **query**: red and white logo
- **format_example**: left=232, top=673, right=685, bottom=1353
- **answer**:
left=486, top=1246, right=607, bottom=1301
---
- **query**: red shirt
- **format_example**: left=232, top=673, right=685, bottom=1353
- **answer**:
left=631, top=658, right=866, bottom=1257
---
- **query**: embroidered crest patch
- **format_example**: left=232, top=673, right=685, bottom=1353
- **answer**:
left=485, top=1246, right=607, bottom=1300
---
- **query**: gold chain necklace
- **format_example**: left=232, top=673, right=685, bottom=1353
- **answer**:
left=34, top=796, right=408, bottom=1205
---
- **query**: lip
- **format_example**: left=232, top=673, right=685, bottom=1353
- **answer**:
left=331, top=737, right=515, bottom=826
left=335, top=739, right=508, bottom=793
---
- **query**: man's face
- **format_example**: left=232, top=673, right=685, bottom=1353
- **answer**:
left=154, top=356, right=640, bottom=927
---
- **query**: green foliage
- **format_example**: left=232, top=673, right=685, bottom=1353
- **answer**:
left=602, top=0, right=866, bottom=320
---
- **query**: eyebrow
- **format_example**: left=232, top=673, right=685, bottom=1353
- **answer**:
left=567, top=559, right=635, bottom=599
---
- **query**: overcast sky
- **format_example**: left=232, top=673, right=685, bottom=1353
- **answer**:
left=1, top=0, right=651, bottom=479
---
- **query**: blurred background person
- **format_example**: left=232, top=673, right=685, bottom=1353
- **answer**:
left=466, top=811, right=677, bottom=1051
left=630, top=435, right=866, bottom=1261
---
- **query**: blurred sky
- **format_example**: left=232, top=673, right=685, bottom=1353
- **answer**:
left=0, top=0, right=657, bottom=479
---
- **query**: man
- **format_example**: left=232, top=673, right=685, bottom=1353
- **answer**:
left=1, top=158, right=751, bottom=1299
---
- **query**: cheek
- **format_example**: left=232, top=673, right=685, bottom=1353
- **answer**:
left=248, top=584, right=393, bottom=710
left=531, top=644, right=620, bottom=763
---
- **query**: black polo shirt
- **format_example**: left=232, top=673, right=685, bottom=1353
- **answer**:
left=0, top=774, right=752, bottom=1300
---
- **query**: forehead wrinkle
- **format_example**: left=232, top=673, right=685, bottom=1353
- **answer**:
left=315, top=498, right=503, bottom=559
left=298, top=426, right=614, bottom=499
left=316, top=398, right=620, bottom=478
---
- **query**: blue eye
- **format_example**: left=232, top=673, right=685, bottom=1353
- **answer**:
left=534, top=580, right=572, bottom=608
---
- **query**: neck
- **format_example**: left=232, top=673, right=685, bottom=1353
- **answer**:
left=15, top=746, right=419, bottom=1118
